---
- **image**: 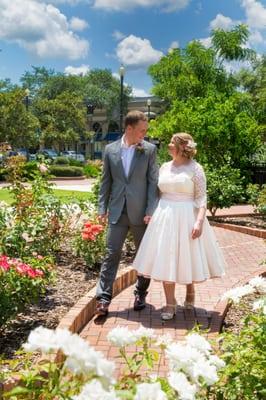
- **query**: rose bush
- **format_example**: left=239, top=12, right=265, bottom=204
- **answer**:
left=2, top=327, right=224, bottom=400
left=73, top=219, right=106, bottom=268
left=0, top=254, right=54, bottom=326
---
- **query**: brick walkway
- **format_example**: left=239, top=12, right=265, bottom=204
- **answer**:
left=80, top=226, right=265, bottom=376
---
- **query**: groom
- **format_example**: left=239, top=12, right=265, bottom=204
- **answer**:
left=95, top=110, right=159, bottom=316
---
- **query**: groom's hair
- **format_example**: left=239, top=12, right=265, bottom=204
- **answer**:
left=125, top=110, right=148, bottom=128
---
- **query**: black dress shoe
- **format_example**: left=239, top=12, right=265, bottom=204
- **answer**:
left=95, top=301, right=109, bottom=316
left=134, top=294, right=147, bottom=311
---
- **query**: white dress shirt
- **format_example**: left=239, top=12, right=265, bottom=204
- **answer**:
left=120, top=135, right=136, bottom=178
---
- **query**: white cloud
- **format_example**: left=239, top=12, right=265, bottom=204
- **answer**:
left=0, top=0, right=89, bottom=59
left=223, top=59, right=252, bottom=74
left=210, top=13, right=235, bottom=31
left=64, top=64, right=90, bottom=75
left=43, top=0, right=87, bottom=4
left=112, top=30, right=126, bottom=41
left=241, top=0, right=266, bottom=30
left=132, top=87, right=150, bottom=97
left=93, top=0, right=190, bottom=13
left=168, top=40, right=179, bottom=52
left=199, top=37, right=212, bottom=48
left=249, top=30, right=265, bottom=45
left=69, top=17, right=89, bottom=31
left=116, top=35, right=163, bottom=68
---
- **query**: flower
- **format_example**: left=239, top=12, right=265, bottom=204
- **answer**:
left=107, top=326, right=137, bottom=347
left=185, top=333, right=212, bottom=355
left=155, top=333, right=173, bottom=348
left=252, top=298, right=266, bottom=314
left=186, top=140, right=197, bottom=149
left=208, top=355, right=226, bottom=369
left=188, top=358, right=219, bottom=385
left=248, top=276, right=266, bottom=293
left=166, top=343, right=203, bottom=373
left=81, top=221, right=104, bottom=241
left=72, top=379, right=118, bottom=400
left=168, top=371, right=197, bottom=400
left=134, top=382, right=167, bottom=400
left=134, top=326, right=155, bottom=341
left=23, top=326, right=59, bottom=353
left=39, top=164, right=48, bottom=174
left=135, top=142, right=145, bottom=154
left=221, top=284, right=255, bottom=303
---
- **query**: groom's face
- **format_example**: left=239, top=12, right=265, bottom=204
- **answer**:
left=128, top=120, right=148, bottom=144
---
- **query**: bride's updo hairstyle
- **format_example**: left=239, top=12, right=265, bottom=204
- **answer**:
left=172, top=132, right=197, bottom=159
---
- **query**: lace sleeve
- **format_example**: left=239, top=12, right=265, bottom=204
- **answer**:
left=192, top=162, right=207, bottom=208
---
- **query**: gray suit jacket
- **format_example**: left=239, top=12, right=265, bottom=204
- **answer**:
left=98, top=139, right=159, bottom=225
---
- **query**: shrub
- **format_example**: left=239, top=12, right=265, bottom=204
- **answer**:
left=54, top=156, right=70, bottom=165
left=69, top=158, right=84, bottom=167
left=83, top=160, right=102, bottom=178
left=49, top=165, right=84, bottom=177
left=22, top=161, right=39, bottom=180
left=73, top=219, right=106, bottom=268
left=0, top=157, right=70, bottom=258
left=247, top=183, right=266, bottom=214
left=211, top=277, right=266, bottom=400
left=0, top=254, right=54, bottom=326
left=205, top=163, right=245, bottom=216
left=2, top=327, right=224, bottom=399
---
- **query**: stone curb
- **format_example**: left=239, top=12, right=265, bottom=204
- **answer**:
left=209, top=221, right=266, bottom=239
left=50, top=176, right=86, bottom=181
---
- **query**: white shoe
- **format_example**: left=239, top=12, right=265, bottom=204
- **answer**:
left=161, top=303, right=177, bottom=321
left=183, top=292, right=195, bottom=309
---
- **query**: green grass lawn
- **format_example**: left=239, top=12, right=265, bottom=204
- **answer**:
left=0, top=188, right=90, bottom=205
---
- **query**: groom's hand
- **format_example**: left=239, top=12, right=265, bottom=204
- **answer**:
left=98, top=213, right=108, bottom=225
left=143, top=215, right=152, bottom=224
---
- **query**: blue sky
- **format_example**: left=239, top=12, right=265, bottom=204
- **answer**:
left=0, top=0, right=265, bottom=96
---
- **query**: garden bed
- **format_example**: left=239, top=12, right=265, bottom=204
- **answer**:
left=0, top=248, right=133, bottom=361
left=211, top=214, right=265, bottom=230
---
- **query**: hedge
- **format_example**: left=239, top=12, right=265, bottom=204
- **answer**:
left=49, top=165, right=84, bottom=177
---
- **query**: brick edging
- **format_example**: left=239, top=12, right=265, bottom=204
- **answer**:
left=209, top=221, right=266, bottom=239
left=57, top=266, right=137, bottom=334
left=208, top=267, right=266, bottom=338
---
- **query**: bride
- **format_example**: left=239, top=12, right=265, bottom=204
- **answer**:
left=133, top=132, right=226, bottom=320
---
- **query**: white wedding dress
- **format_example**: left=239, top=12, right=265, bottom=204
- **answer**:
left=133, top=160, right=225, bottom=284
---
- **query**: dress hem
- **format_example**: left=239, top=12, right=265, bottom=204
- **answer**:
left=135, top=271, right=224, bottom=285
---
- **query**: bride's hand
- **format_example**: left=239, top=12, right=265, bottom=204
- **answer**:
left=192, top=220, right=203, bottom=239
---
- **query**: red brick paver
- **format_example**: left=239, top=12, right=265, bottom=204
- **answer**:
left=80, top=227, right=265, bottom=377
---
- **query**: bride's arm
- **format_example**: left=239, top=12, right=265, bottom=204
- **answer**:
left=192, top=163, right=207, bottom=239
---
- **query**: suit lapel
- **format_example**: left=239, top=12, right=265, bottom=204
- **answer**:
left=113, top=140, right=127, bottom=181
left=128, top=143, right=146, bottom=180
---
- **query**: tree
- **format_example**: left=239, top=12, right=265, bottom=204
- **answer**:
left=0, top=89, right=40, bottom=148
left=149, top=91, right=261, bottom=172
left=147, top=25, right=263, bottom=212
left=148, top=41, right=233, bottom=105
left=211, top=24, right=255, bottom=62
left=234, top=55, right=266, bottom=138
left=20, top=66, right=57, bottom=97
left=33, top=92, right=86, bottom=148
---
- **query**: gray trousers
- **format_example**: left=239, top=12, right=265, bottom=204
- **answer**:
left=96, top=209, right=150, bottom=303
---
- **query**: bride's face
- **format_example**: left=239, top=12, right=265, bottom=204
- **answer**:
left=168, top=138, right=179, bottom=158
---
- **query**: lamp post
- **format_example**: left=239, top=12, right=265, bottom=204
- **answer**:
left=147, top=98, right=151, bottom=121
left=87, top=103, right=95, bottom=159
left=24, top=88, right=30, bottom=111
left=119, top=65, right=125, bottom=137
